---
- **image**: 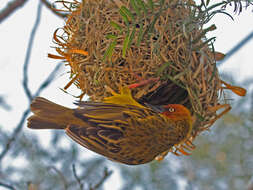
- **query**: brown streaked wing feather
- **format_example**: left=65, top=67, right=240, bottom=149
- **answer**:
left=66, top=125, right=108, bottom=150
left=66, top=102, right=180, bottom=165
left=75, top=102, right=155, bottom=122
left=66, top=124, right=134, bottom=164
left=65, top=116, right=174, bottom=165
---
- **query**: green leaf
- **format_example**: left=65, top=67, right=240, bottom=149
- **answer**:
left=192, top=37, right=216, bottom=51
left=156, top=62, right=172, bottom=75
left=173, top=69, right=189, bottom=80
left=195, top=112, right=205, bottom=121
left=201, top=0, right=206, bottom=7
left=159, top=0, right=165, bottom=6
left=128, top=27, right=136, bottom=48
left=147, top=12, right=159, bottom=35
left=119, top=8, right=130, bottom=26
left=105, top=34, right=117, bottom=39
left=136, top=22, right=144, bottom=47
left=136, top=0, right=147, bottom=15
left=164, top=74, right=186, bottom=89
left=120, top=6, right=134, bottom=21
left=147, top=0, right=154, bottom=11
left=191, top=24, right=216, bottom=44
left=210, top=10, right=234, bottom=21
left=110, top=21, right=122, bottom=32
left=103, top=39, right=117, bottom=62
left=205, top=2, right=225, bottom=13
left=122, top=30, right=130, bottom=58
left=208, top=42, right=216, bottom=83
left=130, top=0, right=141, bottom=16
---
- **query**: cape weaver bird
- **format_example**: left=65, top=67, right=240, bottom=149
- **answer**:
left=27, top=87, right=192, bottom=165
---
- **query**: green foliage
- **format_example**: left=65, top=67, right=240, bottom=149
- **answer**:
left=104, top=0, right=253, bottom=61
left=104, top=0, right=159, bottom=61
left=103, top=39, right=117, bottom=62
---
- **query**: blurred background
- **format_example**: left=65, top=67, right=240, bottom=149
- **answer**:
left=0, top=1, right=253, bottom=190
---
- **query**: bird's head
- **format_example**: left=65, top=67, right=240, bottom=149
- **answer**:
left=161, top=104, right=192, bottom=122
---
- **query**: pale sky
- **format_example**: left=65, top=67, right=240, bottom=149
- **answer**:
left=0, top=1, right=252, bottom=189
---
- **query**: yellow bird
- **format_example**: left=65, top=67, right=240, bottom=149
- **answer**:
left=27, top=87, right=192, bottom=165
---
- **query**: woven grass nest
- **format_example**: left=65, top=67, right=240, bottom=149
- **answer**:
left=50, top=0, right=246, bottom=155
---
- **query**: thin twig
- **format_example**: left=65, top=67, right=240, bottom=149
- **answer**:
left=0, top=108, right=30, bottom=161
left=79, top=159, right=105, bottom=180
left=72, top=164, right=84, bottom=190
left=0, top=0, right=28, bottom=23
left=0, top=181, right=16, bottom=190
left=89, top=168, right=113, bottom=190
left=0, top=2, right=42, bottom=162
left=218, top=30, right=253, bottom=66
left=33, top=63, right=62, bottom=97
left=40, top=0, right=68, bottom=18
left=0, top=62, right=61, bottom=162
left=23, top=2, right=42, bottom=101
left=49, top=166, right=69, bottom=190
left=0, top=96, right=11, bottom=111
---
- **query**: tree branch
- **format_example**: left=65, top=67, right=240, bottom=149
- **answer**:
left=0, top=96, right=11, bottom=111
left=218, top=30, right=253, bottom=66
left=23, top=2, right=42, bottom=101
left=0, top=109, right=30, bottom=161
left=0, top=0, right=28, bottom=23
left=0, top=62, right=61, bottom=162
left=72, top=164, right=84, bottom=190
left=0, top=2, right=62, bottom=162
left=0, top=181, right=16, bottom=190
left=49, top=166, right=69, bottom=190
left=33, top=63, right=62, bottom=97
left=89, top=168, right=113, bottom=190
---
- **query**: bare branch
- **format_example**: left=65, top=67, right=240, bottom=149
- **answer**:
left=0, top=181, right=16, bottom=190
left=218, top=30, right=253, bottom=66
left=23, top=2, right=42, bottom=101
left=0, top=61, right=61, bottom=162
left=33, top=63, right=62, bottom=97
left=0, top=108, right=30, bottom=161
left=0, top=2, right=62, bottom=162
left=89, top=168, right=113, bottom=190
left=0, top=0, right=28, bottom=23
left=72, top=164, right=84, bottom=190
left=49, top=166, right=69, bottom=190
left=0, top=96, right=11, bottom=111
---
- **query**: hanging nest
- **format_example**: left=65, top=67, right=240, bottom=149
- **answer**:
left=50, top=0, right=246, bottom=156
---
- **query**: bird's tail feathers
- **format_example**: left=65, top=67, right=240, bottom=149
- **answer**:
left=27, top=115, right=66, bottom=129
left=27, top=97, right=73, bottom=130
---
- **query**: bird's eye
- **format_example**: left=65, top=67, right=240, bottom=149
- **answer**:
left=168, top=107, right=175, bottom=112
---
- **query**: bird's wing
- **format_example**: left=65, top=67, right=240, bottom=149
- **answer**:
left=75, top=101, right=153, bottom=121
left=65, top=102, right=169, bottom=164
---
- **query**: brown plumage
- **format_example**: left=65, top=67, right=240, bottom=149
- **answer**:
left=27, top=87, right=192, bottom=165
